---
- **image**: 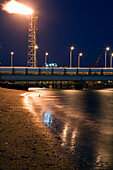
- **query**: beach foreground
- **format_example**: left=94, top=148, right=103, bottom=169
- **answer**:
left=1, top=87, right=113, bottom=170
left=0, top=88, right=73, bottom=169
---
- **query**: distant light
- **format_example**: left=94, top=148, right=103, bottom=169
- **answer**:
left=2, top=0, right=34, bottom=15
left=45, top=52, right=48, bottom=56
left=46, top=63, right=57, bottom=67
left=35, top=45, right=38, bottom=49
left=46, top=64, right=49, bottom=67
left=28, top=87, right=46, bottom=90
left=11, top=52, right=14, bottom=55
left=106, top=47, right=110, bottom=51
left=111, top=53, right=113, bottom=57
left=71, top=46, right=74, bottom=51
left=79, top=53, right=83, bottom=56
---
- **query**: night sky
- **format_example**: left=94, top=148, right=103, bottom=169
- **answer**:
left=0, top=0, right=113, bottom=67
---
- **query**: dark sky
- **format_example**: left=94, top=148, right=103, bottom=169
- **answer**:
left=0, top=0, right=113, bottom=67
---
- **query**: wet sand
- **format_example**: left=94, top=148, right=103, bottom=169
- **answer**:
left=0, top=88, right=74, bottom=169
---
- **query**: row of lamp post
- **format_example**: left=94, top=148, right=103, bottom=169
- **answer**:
left=70, top=46, right=83, bottom=68
left=10, top=51, right=49, bottom=68
left=10, top=46, right=113, bottom=68
left=105, top=47, right=113, bottom=68
left=44, top=47, right=83, bottom=68
left=70, top=46, right=113, bottom=68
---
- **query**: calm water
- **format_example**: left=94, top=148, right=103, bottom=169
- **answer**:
left=23, top=88, right=113, bottom=169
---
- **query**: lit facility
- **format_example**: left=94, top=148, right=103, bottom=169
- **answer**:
left=46, top=63, right=57, bottom=67
left=2, top=0, right=38, bottom=67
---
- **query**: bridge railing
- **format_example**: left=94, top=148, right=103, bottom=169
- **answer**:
left=0, top=67, right=113, bottom=76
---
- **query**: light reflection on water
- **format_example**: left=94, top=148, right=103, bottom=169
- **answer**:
left=22, top=89, right=113, bottom=169
left=61, top=123, right=69, bottom=146
left=43, top=112, right=53, bottom=127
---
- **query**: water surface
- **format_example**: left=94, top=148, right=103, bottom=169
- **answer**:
left=23, top=88, right=113, bottom=169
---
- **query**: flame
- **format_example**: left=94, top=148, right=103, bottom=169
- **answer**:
left=2, top=0, right=34, bottom=15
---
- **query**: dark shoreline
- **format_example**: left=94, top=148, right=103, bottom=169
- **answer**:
left=0, top=82, right=113, bottom=91
left=0, top=82, right=29, bottom=91
left=0, top=88, right=72, bottom=169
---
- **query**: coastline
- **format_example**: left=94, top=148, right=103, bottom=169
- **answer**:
left=0, top=87, right=73, bottom=169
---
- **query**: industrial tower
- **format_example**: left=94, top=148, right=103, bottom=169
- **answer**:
left=27, top=14, right=38, bottom=67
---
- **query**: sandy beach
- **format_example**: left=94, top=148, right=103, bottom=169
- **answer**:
left=1, top=87, right=113, bottom=170
left=0, top=88, right=73, bottom=169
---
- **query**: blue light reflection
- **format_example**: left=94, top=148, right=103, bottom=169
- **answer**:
left=43, top=112, right=53, bottom=127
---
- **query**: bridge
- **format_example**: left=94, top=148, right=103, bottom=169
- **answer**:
left=0, top=67, right=113, bottom=89
left=0, top=67, right=113, bottom=81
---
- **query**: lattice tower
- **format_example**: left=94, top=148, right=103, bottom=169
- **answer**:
left=27, top=15, right=38, bottom=67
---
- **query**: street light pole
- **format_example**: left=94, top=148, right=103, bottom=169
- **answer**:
left=78, top=53, right=83, bottom=68
left=45, top=52, right=48, bottom=67
left=105, top=47, right=110, bottom=68
left=34, top=45, right=38, bottom=67
left=110, top=53, right=113, bottom=68
left=70, top=46, right=74, bottom=68
left=105, top=51, right=106, bottom=68
left=70, top=50, right=72, bottom=68
left=11, top=52, right=14, bottom=67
